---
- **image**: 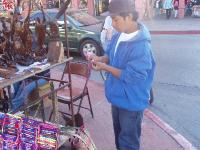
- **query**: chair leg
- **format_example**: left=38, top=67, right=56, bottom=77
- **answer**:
left=87, top=92, right=94, bottom=118
left=49, top=110, right=53, bottom=121
left=33, top=103, right=41, bottom=118
left=41, top=99, right=45, bottom=122
left=77, top=97, right=84, bottom=114
left=68, top=103, right=71, bottom=110
left=70, top=101, right=75, bottom=126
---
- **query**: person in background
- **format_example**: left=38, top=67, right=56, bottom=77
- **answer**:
left=100, top=15, right=115, bottom=52
left=88, top=0, right=155, bottom=149
left=185, top=0, right=193, bottom=16
left=100, top=0, right=116, bottom=52
left=163, top=0, right=173, bottom=19
left=173, top=0, right=179, bottom=18
left=154, top=0, right=161, bottom=16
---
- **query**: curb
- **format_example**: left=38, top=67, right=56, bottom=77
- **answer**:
left=144, top=109, right=197, bottom=150
left=150, top=30, right=200, bottom=35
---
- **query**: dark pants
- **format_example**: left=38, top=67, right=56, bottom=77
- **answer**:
left=111, top=105, right=144, bottom=150
left=166, top=9, right=172, bottom=19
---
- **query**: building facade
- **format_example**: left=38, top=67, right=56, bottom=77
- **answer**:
left=76, top=0, right=186, bottom=19
left=134, top=0, right=186, bottom=19
left=5, top=0, right=192, bottom=19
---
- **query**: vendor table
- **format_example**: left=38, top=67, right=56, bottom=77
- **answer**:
left=0, top=57, right=97, bottom=149
left=0, top=57, right=73, bottom=88
left=0, top=57, right=73, bottom=124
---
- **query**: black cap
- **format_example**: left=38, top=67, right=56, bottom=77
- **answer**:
left=108, top=0, right=134, bottom=16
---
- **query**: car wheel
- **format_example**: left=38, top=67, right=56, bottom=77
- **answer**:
left=80, top=40, right=101, bottom=59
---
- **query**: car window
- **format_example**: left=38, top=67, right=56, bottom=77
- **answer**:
left=68, top=11, right=101, bottom=26
left=58, top=15, right=83, bottom=27
left=47, top=12, right=72, bottom=26
left=30, top=10, right=100, bottom=27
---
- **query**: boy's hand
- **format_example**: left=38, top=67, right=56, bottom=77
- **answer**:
left=85, top=51, right=95, bottom=61
left=91, top=60, right=106, bottom=71
left=85, top=51, right=102, bottom=62
left=84, top=51, right=105, bottom=70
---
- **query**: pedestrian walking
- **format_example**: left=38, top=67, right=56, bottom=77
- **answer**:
left=163, top=0, right=173, bottom=19
left=173, top=0, right=179, bottom=18
left=87, top=0, right=155, bottom=149
left=154, top=0, right=163, bottom=17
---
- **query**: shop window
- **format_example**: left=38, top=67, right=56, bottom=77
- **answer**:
left=79, top=0, right=87, bottom=9
left=96, top=0, right=109, bottom=15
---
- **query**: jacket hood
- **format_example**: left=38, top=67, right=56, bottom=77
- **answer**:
left=116, top=23, right=151, bottom=43
left=135, top=23, right=151, bottom=42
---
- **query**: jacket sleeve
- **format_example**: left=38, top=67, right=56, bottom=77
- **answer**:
left=119, top=42, right=153, bottom=84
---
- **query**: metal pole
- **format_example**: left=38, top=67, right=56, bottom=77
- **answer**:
left=63, top=11, right=70, bottom=58
left=93, top=0, right=96, bottom=16
left=63, top=9, right=75, bottom=126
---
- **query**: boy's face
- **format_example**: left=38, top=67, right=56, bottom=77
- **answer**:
left=111, top=15, right=126, bottom=32
left=111, top=14, right=133, bottom=33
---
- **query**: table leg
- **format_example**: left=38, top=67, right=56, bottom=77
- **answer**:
left=50, top=82, right=59, bottom=124
left=7, top=85, right=12, bottom=109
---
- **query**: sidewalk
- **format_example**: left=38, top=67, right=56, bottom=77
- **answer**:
left=96, top=15, right=200, bottom=33
left=51, top=69, right=196, bottom=150
left=143, top=17, right=200, bottom=32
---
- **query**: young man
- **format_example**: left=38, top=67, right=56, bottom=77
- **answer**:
left=88, top=0, right=155, bottom=149
left=163, top=0, right=173, bottom=19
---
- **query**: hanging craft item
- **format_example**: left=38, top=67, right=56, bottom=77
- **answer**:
left=34, top=3, right=48, bottom=60
left=13, top=0, right=35, bottom=66
left=47, top=40, right=64, bottom=63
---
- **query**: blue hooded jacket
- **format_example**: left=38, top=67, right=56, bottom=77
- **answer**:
left=105, top=23, right=155, bottom=111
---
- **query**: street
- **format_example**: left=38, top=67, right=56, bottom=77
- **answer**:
left=87, top=34, right=200, bottom=149
left=150, top=34, right=200, bottom=149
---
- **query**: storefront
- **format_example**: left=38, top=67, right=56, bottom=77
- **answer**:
left=135, top=0, right=153, bottom=20
left=188, top=0, right=200, bottom=17
left=134, top=0, right=200, bottom=19
left=71, top=0, right=95, bottom=15
left=95, top=0, right=109, bottom=15
left=71, top=0, right=109, bottom=16
left=30, top=0, right=199, bottom=18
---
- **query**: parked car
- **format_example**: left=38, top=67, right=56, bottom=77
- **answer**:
left=27, top=9, right=103, bottom=57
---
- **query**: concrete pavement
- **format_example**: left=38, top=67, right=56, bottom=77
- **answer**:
left=96, top=15, right=200, bottom=34
left=143, top=17, right=200, bottom=32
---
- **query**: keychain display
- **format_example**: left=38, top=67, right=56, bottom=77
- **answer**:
left=0, top=113, right=59, bottom=150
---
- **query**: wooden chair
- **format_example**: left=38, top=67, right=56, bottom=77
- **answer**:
left=49, top=61, right=94, bottom=122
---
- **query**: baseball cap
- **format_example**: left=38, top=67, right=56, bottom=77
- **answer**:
left=108, top=0, right=134, bottom=16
